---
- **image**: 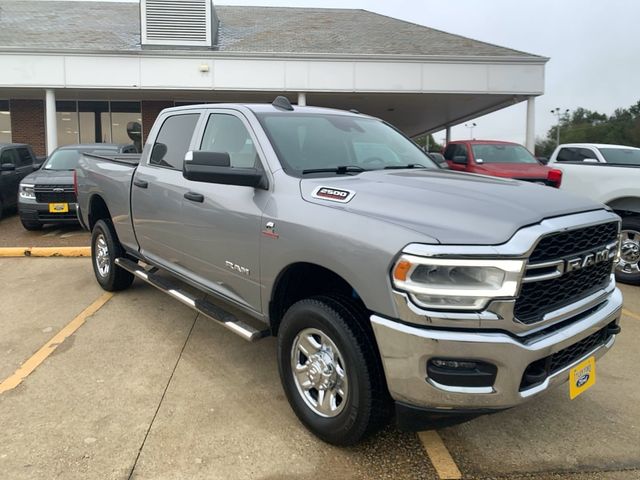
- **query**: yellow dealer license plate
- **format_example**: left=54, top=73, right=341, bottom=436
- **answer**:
left=569, top=356, right=596, bottom=399
left=49, top=203, right=69, bottom=213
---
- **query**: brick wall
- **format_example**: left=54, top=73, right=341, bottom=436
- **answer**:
left=141, top=101, right=173, bottom=143
left=10, top=99, right=46, bottom=156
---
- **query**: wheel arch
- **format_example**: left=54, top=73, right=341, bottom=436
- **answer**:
left=607, top=196, right=640, bottom=217
left=268, top=262, right=368, bottom=335
left=87, top=194, right=112, bottom=230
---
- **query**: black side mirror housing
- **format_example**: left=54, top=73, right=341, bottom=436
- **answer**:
left=183, top=151, right=267, bottom=189
left=452, top=155, right=468, bottom=165
left=537, top=156, right=549, bottom=165
left=1, top=163, right=16, bottom=172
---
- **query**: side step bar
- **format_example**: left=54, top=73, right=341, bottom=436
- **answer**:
left=115, top=257, right=269, bottom=342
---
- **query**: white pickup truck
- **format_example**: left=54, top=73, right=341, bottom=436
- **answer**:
left=548, top=143, right=640, bottom=284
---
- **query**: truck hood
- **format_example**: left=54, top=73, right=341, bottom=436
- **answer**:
left=300, top=169, right=603, bottom=245
left=471, top=163, right=552, bottom=179
left=22, top=169, right=74, bottom=185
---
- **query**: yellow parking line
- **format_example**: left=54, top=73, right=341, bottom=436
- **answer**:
left=418, top=430, right=462, bottom=479
left=0, top=292, right=113, bottom=394
left=0, top=246, right=91, bottom=257
left=622, top=308, right=640, bottom=321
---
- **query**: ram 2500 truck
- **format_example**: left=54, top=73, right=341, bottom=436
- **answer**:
left=547, top=143, right=640, bottom=285
left=76, top=98, right=623, bottom=445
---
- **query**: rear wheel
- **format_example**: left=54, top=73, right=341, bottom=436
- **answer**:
left=277, top=295, right=389, bottom=445
left=91, top=219, right=134, bottom=291
left=616, top=215, right=640, bottom=285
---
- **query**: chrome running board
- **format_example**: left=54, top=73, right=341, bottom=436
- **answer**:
left=115, top=257, right=269, bottom=342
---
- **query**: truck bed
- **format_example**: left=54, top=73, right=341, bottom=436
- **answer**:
left=76, top=151, right=140, bottom=252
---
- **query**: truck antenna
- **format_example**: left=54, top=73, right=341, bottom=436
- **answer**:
left=272, top=96, right=294, bottom=111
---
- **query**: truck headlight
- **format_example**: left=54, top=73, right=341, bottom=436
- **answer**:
left=19, top=183, right=35, bottom=200
left=392, top=255, right=525, bottom=311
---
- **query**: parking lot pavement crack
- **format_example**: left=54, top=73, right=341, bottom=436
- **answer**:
left=127, top=312, right=199, bottom=480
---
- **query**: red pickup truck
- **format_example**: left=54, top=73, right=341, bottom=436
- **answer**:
left=443, top=140, right=563, bottom=187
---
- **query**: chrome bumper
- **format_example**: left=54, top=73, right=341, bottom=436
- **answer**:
left=371, top=288, right=622, bottom=410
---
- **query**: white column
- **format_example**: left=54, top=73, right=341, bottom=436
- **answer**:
left=45, top=89, right=57, bottom=154
left=445, top=126, right=451, bottom=144
left=526, top=96, right=536, bottom=152
left=297, top=92, right=307, bottom=106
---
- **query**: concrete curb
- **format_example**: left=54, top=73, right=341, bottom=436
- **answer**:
left=0, top=246, right=91, bottom=257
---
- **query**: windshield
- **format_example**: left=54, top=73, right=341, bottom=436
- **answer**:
left=43, top=148, right=117, bottom=170
left=256, top=113, right=436, bottom=176
left=471, top=144, right=538, bottom=164
left=598, top=147, right=640, bottom=166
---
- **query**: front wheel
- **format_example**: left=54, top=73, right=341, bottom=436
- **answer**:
left=20, top=217, right=43, bottom=231
left=277, top=295, right=389, bottom=445
left=91, top=219, right=134, bottom=291
left=616, top=215, right=640, bottom=285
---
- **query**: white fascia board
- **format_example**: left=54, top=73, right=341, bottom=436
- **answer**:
left=0, top=51, right=546, bottom=95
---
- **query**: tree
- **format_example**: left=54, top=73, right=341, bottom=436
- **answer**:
left=536, top=100, right=640, bottom=156
left=413, top=134, right=443, bottom=152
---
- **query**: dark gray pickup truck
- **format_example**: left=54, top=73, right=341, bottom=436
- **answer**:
left=76, top=98, right=623, bottom=445
left=0, top=143, right=40, bottom=220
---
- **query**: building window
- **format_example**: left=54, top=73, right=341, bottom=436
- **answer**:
left=0, top=100, right=11, bottom=143
left=111, top=102, right=142, bottom=152
left=55, top=100, right=142, bottom=151
left=56, top=101, right=79, bottom=146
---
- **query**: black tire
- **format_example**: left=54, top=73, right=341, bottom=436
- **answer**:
left=20, top=217, right=43, bottom=231
left=91, top=219, right=134, bottom=291
left=616, top=215, right=640, bottom=285
left=277, top=294, right=389, bottom=445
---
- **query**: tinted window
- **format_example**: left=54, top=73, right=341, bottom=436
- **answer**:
left=556, top=147, right=596, bottom=163
left=0, top=149, right=19, bottom=165
left=598, top=147, right=640, bottom=166
left=150, top=114, right=199, bottom=170
left=443, top=144, right=457, bottom=160
left=16, top=148, right=33, bottom=167
left=200, top=114, right=258, bottom=168
left=471, top=144, right=538, bottom=164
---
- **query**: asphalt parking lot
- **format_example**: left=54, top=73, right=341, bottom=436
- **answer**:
left=0, top=213, right=90, bottom=248
left=1, top=219, right=639, bottom=479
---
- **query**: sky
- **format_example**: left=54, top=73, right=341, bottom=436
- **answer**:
left=45, top=0, right=640, bottom=145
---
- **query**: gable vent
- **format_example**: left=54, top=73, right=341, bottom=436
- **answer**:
left=141, top=0, right=218, bottom=47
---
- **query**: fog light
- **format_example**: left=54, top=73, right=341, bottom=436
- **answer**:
left=427, top=358, right=497, bottom=388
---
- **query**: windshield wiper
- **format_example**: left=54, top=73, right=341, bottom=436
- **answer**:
left=302, top=165, right=366, bottom=175
left=383, top=164, right=426, bottom=170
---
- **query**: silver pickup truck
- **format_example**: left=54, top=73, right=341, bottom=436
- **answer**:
left=76, top=97, right=623, bottom=445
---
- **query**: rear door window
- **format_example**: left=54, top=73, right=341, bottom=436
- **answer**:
left=149, top=113, right=200, bottom=170
left=16, top=148, right=33, bottom=167
left=556, top=147, right=596, bottom=163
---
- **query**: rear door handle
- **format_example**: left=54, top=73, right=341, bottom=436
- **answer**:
left=184, top=192, right=204, bottom=203
left=133, top=179, right=148, bottom=189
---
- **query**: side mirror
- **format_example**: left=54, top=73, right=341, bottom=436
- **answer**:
left=1, top=163, right=15, bottom=172
left=537, top=156, right=549, bottom=165
left=475, top=158, right=484, bottom=164
left=183, top=151, right=267, bottom=189
left=452, top=155, right=468, bottom=165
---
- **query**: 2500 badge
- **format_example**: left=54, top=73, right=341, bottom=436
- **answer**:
left=312, top=186, right=356, bottom=203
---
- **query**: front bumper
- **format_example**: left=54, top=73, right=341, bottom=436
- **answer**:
left=19, top=200, right=79, bottom=224
left=371, top=287, right=622, bottom=411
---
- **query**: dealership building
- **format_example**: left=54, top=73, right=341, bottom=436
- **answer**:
left=0, top=0, right=547, bottom=156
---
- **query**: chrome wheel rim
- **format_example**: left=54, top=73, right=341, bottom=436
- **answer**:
left=94, top=234, right=110, bottom=278
left=617, top=229, right=640, bottom=275
left=290, top=328, right=348, bottom=418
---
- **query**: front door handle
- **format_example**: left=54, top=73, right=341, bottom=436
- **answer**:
left=133, top=179, right=148, bottom=189
left=184, top=192, right=204, bottom=203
